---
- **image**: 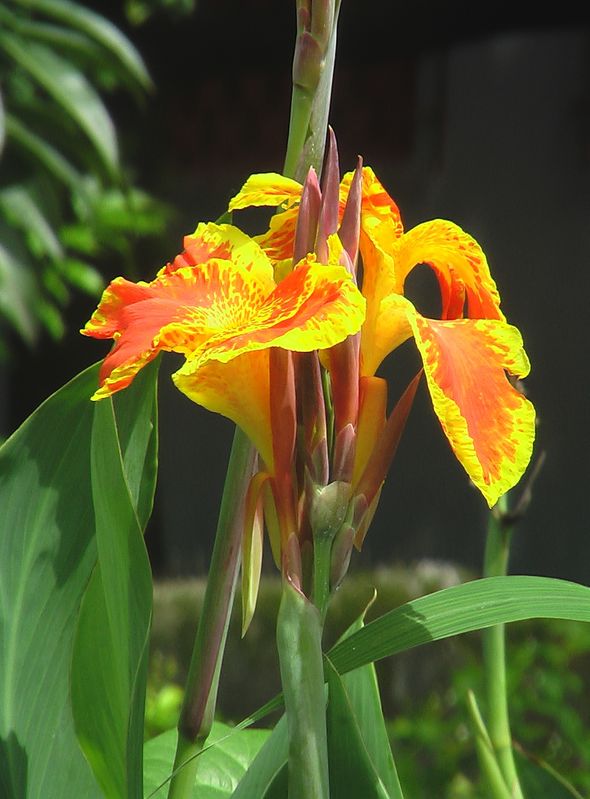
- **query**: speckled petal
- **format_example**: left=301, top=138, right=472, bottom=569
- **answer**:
left=396, top=220, right=504, bottom=321
left=82, top=260, right=275, bottom=399
left=389, top=295, right=535, bottom=506
left=162, top=222, right=273, bottom=282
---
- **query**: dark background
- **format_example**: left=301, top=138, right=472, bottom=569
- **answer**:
left=3, top=3, right=590, bottom=583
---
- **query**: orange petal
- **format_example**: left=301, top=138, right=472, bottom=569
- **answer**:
left=396, top=220, right=504, bottom=321
left=163, top=222, right=273, bottom=280
left=340, top=166, right=404, bottom=237
left=82, top=260, right=276, bottom=399
left=228, top=173, right=303, bottom=211
left=393, top=295, right=535, bottom=506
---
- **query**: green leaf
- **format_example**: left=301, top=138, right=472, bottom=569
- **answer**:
left=143, top=723, right=271, bottom=799
left=4, top=114, right=84, bottom=192
left=0, top=360, right=159, bottom=799
left=13, top=0, right=153, bottom=92
left=72, top=360, right=159, bottom=799
left=515, top=747, right=585, bottom=799
left=232, top=716, right=289, bottom=799
left=328, top=576, right=590, bottom=676
left=325, top=658, right=392, bottom=799
left=0, top=184, right=64, bottom=260
left=0, top=364, right=103, bottom=799
left=0, top=33, right=119, bottom=177
left=0, top=220, right=41, bottom=342
left=335, top=606, right=404, bottom=799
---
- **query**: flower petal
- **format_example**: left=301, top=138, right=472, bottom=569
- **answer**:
left=83, top=260, right=275, bottom=399
left=228, top=173, right=303, bottom=211
left=254, top=206, right=300, bottom=264
left=163, top=222, right=273, bottom=281
left=396, top=220, right=504, bottom=321
left=391, top=295, right=535, bottom=506
left=174, top=350, right=274, bottom=466
left=175, top=257, right=366, bottom=366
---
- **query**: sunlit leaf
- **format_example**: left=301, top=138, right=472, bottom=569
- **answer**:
left=72, top=360, right=159, bottom=798
left=328, top=576, right=590, bottom=675
left=0, top=361, right=158, bottom=798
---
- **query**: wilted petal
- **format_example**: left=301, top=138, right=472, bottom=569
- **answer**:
left=389, top=295, right=535, bottom=506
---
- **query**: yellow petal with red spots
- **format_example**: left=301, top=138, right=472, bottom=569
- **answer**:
left=341, top=166, right=404, bottom=238
left=162, top=222, right=273, bottom=281
left=387, top=295, right=534, bottom=506
left=254, top=205, right=299, bottom=264
left=174, top=350, right=274, bottom=467
left=82, top=259, right=276, bottom=400
left=167, top=257, right=365, bottom=366
left=395, top=220, right=504, bottom=321
left=228, top=173, right=303, bottom=211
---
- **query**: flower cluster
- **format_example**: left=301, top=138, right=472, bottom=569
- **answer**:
left=83, top=133, right=534, bottom=618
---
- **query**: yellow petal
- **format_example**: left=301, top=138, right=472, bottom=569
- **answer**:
left=162, top=222, right=273, bottom=283
left=228, top=173, right=302, bottom=211
left=174, top=350, right=274, bottom=467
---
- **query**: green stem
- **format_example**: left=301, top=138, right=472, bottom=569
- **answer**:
left=168, top=427, right=256, bottom=799
left=467, top=691, right=514, bottom=799
left=283, top=1, right=341, bottom=181
left=482, top=495, right=525, bottom=799
left=277, top=578, right=330, bottom=799
left=312, top=534, right=333, bottom=623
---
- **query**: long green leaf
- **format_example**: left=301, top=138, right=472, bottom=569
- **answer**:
left=0, top=184, right=63, bottom=260
left=0, top=360, right=158, bottom=799
left=4, top=114, right=84, bottom=192
left=328, top=576, right=590, bottom=675
left=336, top=608, right=404, bottom=798
left=13, top=0, right=153, bottom=91
left=0, top=365, right=103, bottom=799
left=0, top=33, right=119, bottom=177
left=231, top=716, right=289, bottom=799
left=0, top=222, right=39, bottom=342
left=325, top=658, right=392, bottom=799
left=72, top=360, right=159, bottom=799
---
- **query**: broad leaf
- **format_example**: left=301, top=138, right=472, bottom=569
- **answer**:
left=143, top=724, right=270, bottom=799
left=0, top=361, right=158, bottom=799
left=0, top=34, right=119, bottom=176
left=328, top=576, right=590, bottom=675
left=72, top=361, right=159, bottom=798
left=0, top=365, right=102, bottom=799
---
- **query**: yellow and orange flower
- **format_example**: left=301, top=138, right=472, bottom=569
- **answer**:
left=82, top=221, right=365, bottom=469
left=229, top=169, right=535, bottom=506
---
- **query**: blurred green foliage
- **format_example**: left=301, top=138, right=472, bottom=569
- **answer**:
left=0, top=0, right=170, bottom=358
left=147, top=565, right=590, bottom=797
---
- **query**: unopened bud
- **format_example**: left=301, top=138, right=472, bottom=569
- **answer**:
left=310, top=480, right=351, bottom=541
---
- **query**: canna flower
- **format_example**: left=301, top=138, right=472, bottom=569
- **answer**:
left=81, top=221, right=365, bottom=472
left=229, top=165, right=535, bottom=508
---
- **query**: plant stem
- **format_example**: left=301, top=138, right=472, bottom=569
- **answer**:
left=283, top=1, right=341, bottom=181
left=312, top=534, right=333, bottom=623
left=168, top=427, right=256, bottom=799
left=482, top=495, right=525, bottom=799
left=277, top=578, right=330, bottom=799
